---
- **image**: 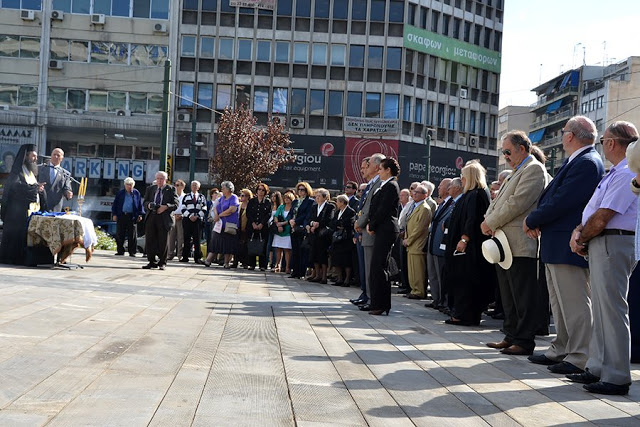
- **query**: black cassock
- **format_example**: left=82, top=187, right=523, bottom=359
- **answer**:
left=0, top=171, right=45, bottom=265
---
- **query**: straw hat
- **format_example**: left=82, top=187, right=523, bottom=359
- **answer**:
left=481, top=229, right=513, bottom=270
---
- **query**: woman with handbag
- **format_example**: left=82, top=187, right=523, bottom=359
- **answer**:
left=232, top=188, right=253, bottom=268
left=246, top=182, right=271, bottom=271
left=365, top=158, right=400, bottom=316
left=271, top=190, right=296, bottom=273
left=329, top=194, right=356, bottom=287
left=306, top=188, right=335, bottom=284
left=204, top=181, right=239, bottom=269
left=267, top=191, right=283, bottom=271
left=289, top=182, right=314, bottom=279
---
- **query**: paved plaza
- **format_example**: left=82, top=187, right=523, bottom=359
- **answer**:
left=0, top=251, right=639, bottom=426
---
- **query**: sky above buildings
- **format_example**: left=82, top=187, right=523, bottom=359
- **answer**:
left=499, top=0, right=640, bottom=108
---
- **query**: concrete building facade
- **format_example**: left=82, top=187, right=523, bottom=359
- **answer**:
left=497, top=104, right=532, bottom=173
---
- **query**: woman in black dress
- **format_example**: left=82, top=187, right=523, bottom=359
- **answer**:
left=246, top=182, right=272, bottom=271
left=445, top=161, right=496, bottom=326
left=329, top=194, right=355, bottom=286
left=305, top=188, right=335, bottom=284
left=365, top=158, right=400, bottom=315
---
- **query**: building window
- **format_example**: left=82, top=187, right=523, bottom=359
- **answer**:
left=18, top=85, right=37, bottom=107
left=368, top=46, right=383, bottom=68
left=254, top=86, right=269, bottom=112
left=459, top=108, right=466, bottom=131
left=582, top=102, right=588, bottom=114
left=110, top=43, right=129, bottom=65
left=312, top=43, right=327, bottom=65
left=314, top=0, right=329, bottom=18
left=370, top=0, right=385, bottom=21
left=415, top=99, right=423, bottom=123
left=273, top=88, right=288, bottom=113
left=349, top=45, right=365, bottom=67
left=181, top=36, right=196, bottom=57
left=331, top=44, right=346, bottom=66
left=296, top=0, right=311, bottom=17
left=437, top=103, right=445, bottom=127
left=179, top=82, right=194, bottom=107
left=448, top=106, right=456, bottom=129
left=309, top=90, right=324, bottom=115
left=198, top=83, right=213, bottom=108
left=5, top=0, right=41, bottom=9
left=216, top=84, right=231, bottom=109
left=407, top=3, right=416, bottom=25
left=290, top=88, right=306, bottom=115
left=389, top=0, right=404, bottom=23
left=347, top=91, right=362, bottom=117
left=235, top=85, right=251, bottom=108
left=333, top=1, right=347, bottom=19
left=479, top=112, right=486, bottom=136
left=237, top=39, right=252, bottom=61
left=384, top=94, right=399, bottom=119
left=50, top=39, right=69, bottom=60
left=108, top=91, right=126, bottom=111
left=277, top=0, right=292, bottom=15
left=386, top=47, right=402, bottom=70
left=366, top=93, right=381, bottom=118
left=219, top=38, right=234, bottom=60
left=200, top=37, right=216, bottom=58
left=67, top=89, right=86, bottom=110
left=256, top=40, right=271, bottom=61
left=588, top=99, right=595, bottom=112
left=293, top=42, right=308, bottom=64
left=275, top=41, right=289, bottom=62
left=469, top=110, right=476, bottom=133
left=403, top=96, right=411, bottom=121
left=597, top=96, right=604, bottom=109
left=443, top=14, right=450, bottom=35
left=328, top=91, right=343, bottom=116
left=431, top=11, right=439, bottom=32
left=352, top=0, right=366, bottom=20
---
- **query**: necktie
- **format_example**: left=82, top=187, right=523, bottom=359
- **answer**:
left=407, top=202, right=417, bottom=218
left=358, top=182, right=372, bottom=211
left=155, top=187, right=162, bottom=205
left=50, top=165, right=58, bottom=183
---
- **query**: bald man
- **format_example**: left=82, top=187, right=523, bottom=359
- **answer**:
left=38, top=148, right=73, bottom=212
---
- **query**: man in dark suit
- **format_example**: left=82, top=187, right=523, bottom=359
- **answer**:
left=524, top=116, right=605, bottom=374
left=344, top=181, right=359, bottom=210
left=425, top=178, right=453, bottom=309
left=142, top=171, right=178, bottom=270
left=38, top=148, right=73, bottom=212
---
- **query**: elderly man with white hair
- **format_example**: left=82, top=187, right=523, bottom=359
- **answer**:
left=112, top=177, right=144, bottom=257
left=181, top=180, right=208, bottom=264
left=143, top=171, right=178, bottom=270
left=421, top=180, right=437, bottom=213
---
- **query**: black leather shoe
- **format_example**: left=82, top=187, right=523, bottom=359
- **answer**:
left=500, top=345, right=533, bottom=355
left=115, top=252, right=124, bottom=256
left=396, top=288, right=410, bottom=294
left=566, top=371, right=600, bottom=384
left=142, top=263, right=158, bottom=269
left=584, top=381, right=630, bottom=396
left=491, top=312, right=505, bottom=320
left=158, top=264, right=166, bottom=270
left=358, top=304, right=371, bottom=311
left=195, top=259, right=205, bottom=265
left=179, top=258, right=189, bottom=263
left=528, top=354, right=558, bottom=366
left=548, top=361, right=584, bottom=375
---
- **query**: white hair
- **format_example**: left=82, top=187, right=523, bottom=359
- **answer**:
left=191, top=180, right=201, bottom=188
left=124, top=177, right=135, bottom=186
left=421, top=181, right=435, bottom=196
left=220, top=180, right=234, bottom=192
left=155, top=171, right=168, bottom=179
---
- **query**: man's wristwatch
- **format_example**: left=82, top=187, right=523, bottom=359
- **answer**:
left=460, top=238, right=468, bottom=243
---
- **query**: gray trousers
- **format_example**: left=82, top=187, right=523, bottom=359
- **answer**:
left=363, top=244, right=373, bottom=298
left=426, top=252, right=444, bottom=306
left=544, top=263, right=592, bottom=369
left=167, top=217, right=184, bottom=259
left=586, top=234, right=636, bottom=384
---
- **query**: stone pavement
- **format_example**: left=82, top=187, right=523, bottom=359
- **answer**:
left=0, top=251, right=639, bottom=426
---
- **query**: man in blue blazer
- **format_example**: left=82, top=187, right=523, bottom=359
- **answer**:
left=112, top=177, right=144, bottom=256
left=524, top=116, right=604, bottom=374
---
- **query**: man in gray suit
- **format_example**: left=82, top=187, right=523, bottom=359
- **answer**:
left=38, top=148, right=73, bottom=212
left=482, top=131, right=547, bottom=356
left=353, top=153, right=385, bottom=309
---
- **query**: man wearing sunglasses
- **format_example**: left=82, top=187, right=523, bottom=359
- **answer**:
left=482, top=131, right=548, bottom=356
left=524, top=116, right=604, bottom=377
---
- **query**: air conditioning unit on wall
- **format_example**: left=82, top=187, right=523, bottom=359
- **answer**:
left=177, top=112, right=190, bottom=122
left=469, top=136, right=478, bottom=147
left=51, top=10, right=64, bottom=20
left=21, top=10, right=35, bottom=20
left=115, top=109, right=131, bottom=116
left=290, top=117, right=305, bottom=129
left=153, top=23, right=167, bottom=33
left=49, top=60, right=63, bottom=69
left=458, top=136, right=467, bottom=145
left=460, top=88, right=468, bottom=99
left=91, top=13, right=105, bottom=24
left=176, top=148, right=190, bottom=157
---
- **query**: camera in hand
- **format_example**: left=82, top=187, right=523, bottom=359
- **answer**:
left=148, top=202, right=158, bottom=211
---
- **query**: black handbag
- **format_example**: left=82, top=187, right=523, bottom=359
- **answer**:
left=300, top=235, right=312, bottom=251
left=247, top=234, right=265, bottom=256
left=318, top=227, right=332, bottom=240
left=385, top=250, right=401, bottom=283
left=332, top=229, right=347, bottom=243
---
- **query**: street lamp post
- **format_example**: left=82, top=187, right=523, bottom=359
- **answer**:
left=189, top=114, right=196, bottom=183
left=425, top=128, right=434, bottom=181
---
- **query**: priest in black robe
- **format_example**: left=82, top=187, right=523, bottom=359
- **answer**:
left=0, top=144, right=47, bottom=265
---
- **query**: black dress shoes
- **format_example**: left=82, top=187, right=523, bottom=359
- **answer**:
left=158, top=264, right=166, bottom=270
left=486, top=340, right=511, bottom=349
left=566, top=371, right=600, bottom=384
left=528, top=354, right=558, bottom=366
left=358, top=304, right=371, bottom=311
left=142, top=263, right=158, bottom=269
left=548, top=361, right=584, bottom=375
left=179, top=258, right=189, bottom=263
left=396, top=288, right=410, bottom=294
left=584, top=381, right=630, bottom=395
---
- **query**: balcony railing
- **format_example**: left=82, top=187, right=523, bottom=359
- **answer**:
left=530, top=86, right=579, bottom=110
left=529, top=107, right=574, bottom=130
left=538, top=135, right=563, bottom=148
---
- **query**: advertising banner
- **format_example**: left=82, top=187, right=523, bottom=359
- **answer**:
left=428, top=146, right=499, bottom=185
left=265, top=136, right=345, bottom=190
left=344, top=138, right=399, bottom=184
left=397, top=141, right=429, bottom=189
left=229, top=0, right=275, bottom=10
left=403, top=25, right=501, bottom=73
left=0, top=126, right=35, bottom=145
left=344, top=117, right=399, bottom=136
left=0, top=143, right=20, bottom=173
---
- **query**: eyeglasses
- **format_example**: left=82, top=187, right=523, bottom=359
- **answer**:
left=501, top=149, right=511, bottom=156
left=297, top=188, right=306, bottom=191
left=240, top=194, right=246, bottom=198
left=599, top=136, right=619, bottom=144
left=560, top=129, right=573, bottom=136
left=258, top=187, right=266, bottom=192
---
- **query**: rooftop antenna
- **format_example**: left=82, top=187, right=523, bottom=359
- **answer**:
left=582, top=46, right=586, bottom=66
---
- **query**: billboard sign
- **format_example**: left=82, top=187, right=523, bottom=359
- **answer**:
left=344, top=138, right=399, bottom=184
